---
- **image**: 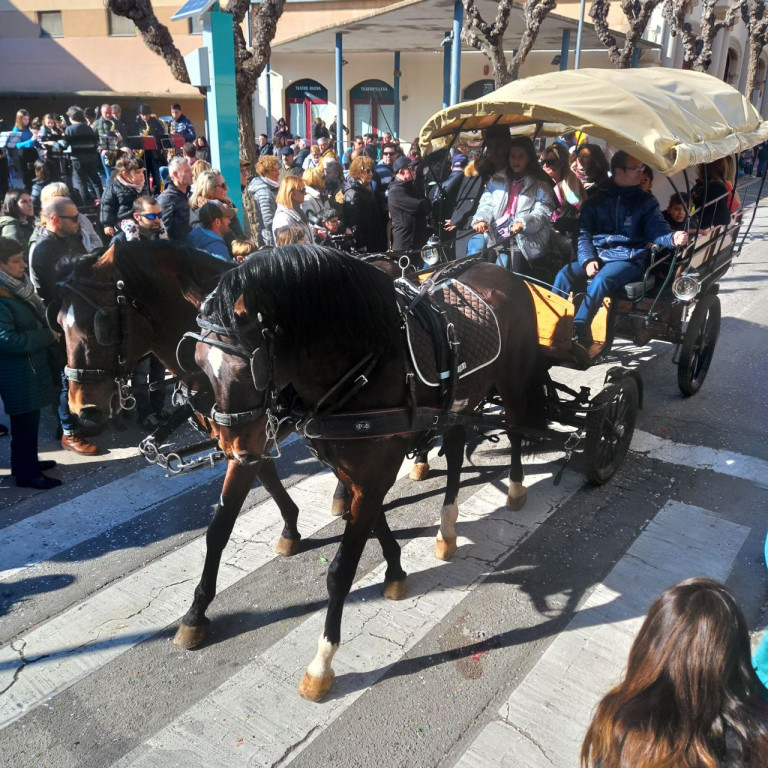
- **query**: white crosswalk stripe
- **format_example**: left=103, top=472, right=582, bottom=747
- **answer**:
left=0, top=434, right=761, bottom=766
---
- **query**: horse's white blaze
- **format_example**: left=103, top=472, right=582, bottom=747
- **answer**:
left=306, top=635, right=338, bottom=679
left=63, top=305, right=76, bottom=329
left=207, top=346, right=224, bottom=380
left=439, top=502, right=459, bottom=540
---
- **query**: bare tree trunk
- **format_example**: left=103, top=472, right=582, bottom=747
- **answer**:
left=108, top=0, right=287, bottom=235
left=664, top=0, right=745, bottom=72
left=462, top=0, right=557, bottom=87
left=105, top=0, right=190, bottom=83
left=590, top=0, right=664, bottom=68
left=741, top=1, right=768, bottom=99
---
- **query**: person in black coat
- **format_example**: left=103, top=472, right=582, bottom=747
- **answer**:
left=388, top=156, right=430, bottom=251
left=136, top=104, right=166, bottom=194
left=158, top=157, right=193, bottom=243
left=343, top=156, right=387, bottom=253
left=63, top=106, right=103, bottom=204
left=444, top=127, right=512, bottom=259
left=99, top=157, right=148, bottom=236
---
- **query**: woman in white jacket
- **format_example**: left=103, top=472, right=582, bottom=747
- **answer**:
left=470, top=136, right=555, bottom=276
left=272, top=176, right=315, bottom=244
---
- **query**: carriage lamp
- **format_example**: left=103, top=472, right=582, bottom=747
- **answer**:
left=421, top=236, right=442, bottom=267
left=672, top=268, right=701, bottom=302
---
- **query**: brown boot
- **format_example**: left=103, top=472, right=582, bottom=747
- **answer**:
left=61, top=434, right=100, bottom=455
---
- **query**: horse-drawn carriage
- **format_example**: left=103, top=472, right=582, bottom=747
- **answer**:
left=54, top=67, right=766, bottom=704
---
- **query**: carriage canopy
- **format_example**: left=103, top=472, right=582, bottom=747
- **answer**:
left=418, top=67, right=768, bottom=176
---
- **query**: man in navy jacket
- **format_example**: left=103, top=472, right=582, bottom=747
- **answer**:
left=553, top=150, right=687, bottom=347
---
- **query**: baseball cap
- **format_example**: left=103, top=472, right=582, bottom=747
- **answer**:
left=393, top=156, right=417, bottom=173
left=199, top=200, right=236, bottom=227
left=279, top=146, right=295, bottom=156
left=451, top=153, right=468, bottom=170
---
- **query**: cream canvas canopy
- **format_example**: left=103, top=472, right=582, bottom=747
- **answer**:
left=419, top=67, right=768, bottom=176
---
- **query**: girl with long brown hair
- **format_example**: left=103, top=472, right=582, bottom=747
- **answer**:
left=582, top=577, right=768, bottom=768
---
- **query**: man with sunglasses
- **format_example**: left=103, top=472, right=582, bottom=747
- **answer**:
left=110, top=196, right=166, bottom=243
left=29, top=197, right=99, bottom=455
left=553, top=150, right=687, bottom=360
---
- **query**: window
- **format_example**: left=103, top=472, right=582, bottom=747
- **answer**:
left=108, top=10, right=135, bottom=37
left=189, top=16, right=203, bottom=35
left=39, top=10, right=63, bottom=38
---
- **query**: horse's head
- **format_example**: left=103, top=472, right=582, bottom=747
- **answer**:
left=191, top=295, right=277, bottom=465
left=57, top=247, right=152, bottom=424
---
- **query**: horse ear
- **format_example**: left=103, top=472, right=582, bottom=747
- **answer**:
left=234, top=295, right=248, bottom=321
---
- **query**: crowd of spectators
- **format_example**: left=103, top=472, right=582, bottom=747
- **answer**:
left=0, top=106, right=748, bottom=491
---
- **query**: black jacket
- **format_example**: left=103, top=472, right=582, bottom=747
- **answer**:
left=388, top=178, right=430, bottom=251
left=100, top=179, right=146, bottom=227
left=29, top=229, right=86, bottom=307
left=343, top=178, right=387, bottom=253
left=63, top=123, right=99, bottom=160
left=158, top=183, right=191, bottom=243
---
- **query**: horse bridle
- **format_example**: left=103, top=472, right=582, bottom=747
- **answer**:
left=58, top=273, right=141, bottom=411
left=182, top=312, right=278, bottom=429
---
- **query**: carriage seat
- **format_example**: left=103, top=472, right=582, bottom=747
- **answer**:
left=621, top=274, right=655, bottom=300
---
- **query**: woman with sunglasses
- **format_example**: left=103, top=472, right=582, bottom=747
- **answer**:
left=573, top=143, right=609, bottom=197
left=189, top=169, right=245, bottom=241
left=343, top=156, right=387, bottom=253
left=469, top=136, right=555, bottom=276
left=541, top=143, right=586, bottom=260
left=272, top=176, right=315, bottom=244
left=99, top=156, right=148, bottom=238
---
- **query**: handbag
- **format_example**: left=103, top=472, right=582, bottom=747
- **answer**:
left=552, top=203, right=580, bottom=234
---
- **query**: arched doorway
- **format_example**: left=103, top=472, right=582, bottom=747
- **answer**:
left=285, top=79, right=328, bottom=139
left=724, top=49, right=739, bottom=86
left=350, top=79, right=395, bottom=137
left=462, top=79, right=495, bottom=100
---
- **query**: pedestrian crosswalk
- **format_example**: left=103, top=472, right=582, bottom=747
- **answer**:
left=0, top=431, right=760, bottom=767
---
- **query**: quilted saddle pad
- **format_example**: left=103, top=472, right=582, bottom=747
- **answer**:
left=403, top=278, right=501, bottom=387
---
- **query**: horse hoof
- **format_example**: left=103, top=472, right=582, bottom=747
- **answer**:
left=409, top=462, right=430, bottom=481
left=173, top=622, right=207, bottom=649
left=506, top=489, right=528, bottom=511
left=382, top=578, right=407, bottom=600
left=330, top=497, right=346, bottom=517
left=298, top=671, right=335, bottom=702
left=274, top=536, right=301, bottom=557
left=435, top=535, right=457, bottom=561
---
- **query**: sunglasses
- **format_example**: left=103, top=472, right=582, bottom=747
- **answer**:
left=542, top=158, right=560, bottom=167
left=139, top=212, right=160, bottom=220
left=58, top=214, right=79, bottom=221
left=382, top=152, right=395, bottom=156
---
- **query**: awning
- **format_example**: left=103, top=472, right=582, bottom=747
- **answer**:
left=419, top=67, right=768, bottom=175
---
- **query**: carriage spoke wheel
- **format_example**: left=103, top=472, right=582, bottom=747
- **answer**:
left=677, top=294, right=721, bottom=397
left=584, top=377, right=638, bottom=486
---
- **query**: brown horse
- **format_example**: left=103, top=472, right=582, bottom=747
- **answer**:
left=193, top=244, right=540, bottom=701
left=55, top=241, right=311, bottom=647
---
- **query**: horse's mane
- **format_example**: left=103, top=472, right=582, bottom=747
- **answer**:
left=203, top=244, right=401, bottom=357
left=56, top=240, right=234, bottom=305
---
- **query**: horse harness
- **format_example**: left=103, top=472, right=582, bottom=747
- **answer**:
left=57, top=272, right=140, bottom=411
left=56, top=270, right=227, bottom=474
left=191, top=258, right=509, bottom=458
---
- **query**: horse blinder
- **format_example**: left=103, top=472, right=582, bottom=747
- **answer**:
left=250, top=346, right=270, bottom=392
left=176, top=334, right=203, bottom=374
left=94, top=307, right=119, bottom=347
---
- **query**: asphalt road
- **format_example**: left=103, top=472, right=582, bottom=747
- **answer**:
left=1, top=197, right=767, bottom=768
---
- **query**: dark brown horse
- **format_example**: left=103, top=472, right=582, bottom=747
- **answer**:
left=193, top=245, right=540, bottom=701
left=55, top=241, right=310, bottom=648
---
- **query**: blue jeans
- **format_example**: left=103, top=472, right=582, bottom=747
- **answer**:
left=59, top=370, right=79, bottom=435
left=554, top=259, right=644, bottom=332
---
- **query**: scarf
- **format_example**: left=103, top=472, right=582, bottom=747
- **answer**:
left=116, top=175, right=146, bottom=193
left=0, top=269, right=45, bottom=318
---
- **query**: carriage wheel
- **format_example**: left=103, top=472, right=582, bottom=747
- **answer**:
left=677, top=294, right=721, bottom=397
left=584, top=376, right=638, bottom=486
